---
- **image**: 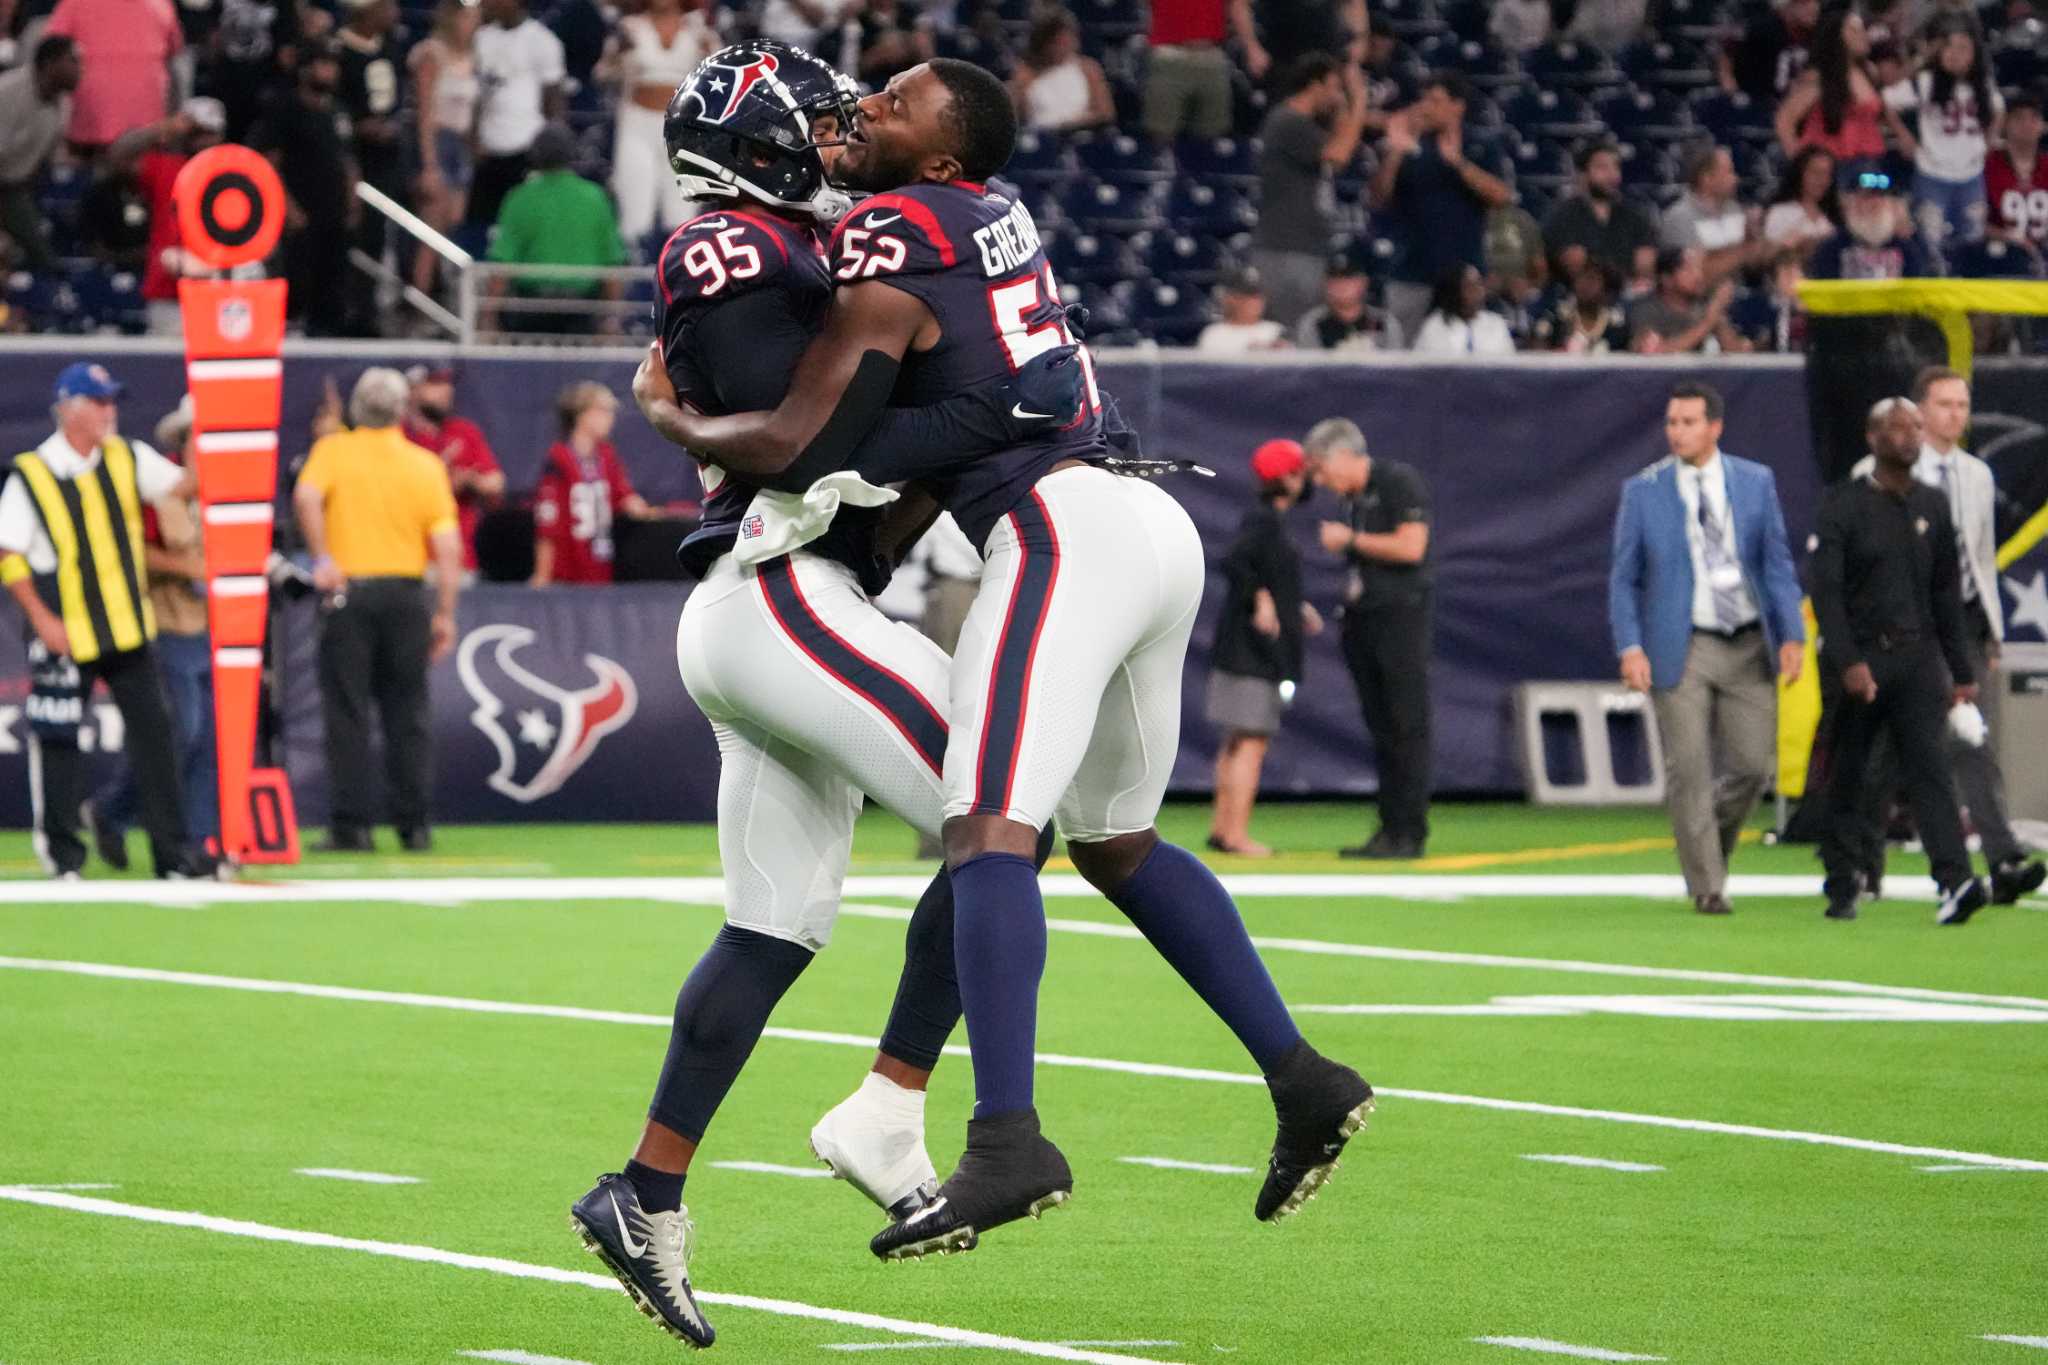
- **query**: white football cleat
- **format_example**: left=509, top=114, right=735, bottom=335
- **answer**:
left=810, top=1072, right=939, bottom=1221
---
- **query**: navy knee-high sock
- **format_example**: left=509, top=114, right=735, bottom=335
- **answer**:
left=879, top=827, right=1057, bottom=1072
left=1108, top=841, right=1302, bottom=1073
left=950, top=851, right=1046, bottom=1118
left=648, top=924, right=814, bottom=1144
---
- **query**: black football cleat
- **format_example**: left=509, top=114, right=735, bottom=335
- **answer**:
left=1256, top=1040, right=1374, bottom=1223
left=1991, top=857, right=2046, bottom=906
left=570, top=1173, right=714, bottom=1349
left=869, top=1109, right=1071, bottom=1261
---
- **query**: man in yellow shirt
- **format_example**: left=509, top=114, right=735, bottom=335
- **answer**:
left=293, top=367, right=464, bottom=852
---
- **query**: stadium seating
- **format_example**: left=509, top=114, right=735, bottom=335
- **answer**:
left=1127, top=282, right=1213, bottom=346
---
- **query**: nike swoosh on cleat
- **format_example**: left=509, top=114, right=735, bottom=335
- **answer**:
left=610, top=1193, right=649, bottom=1258
left=1012, top=404, right=1054, bottom=420
left=864, top=213, right=902, bottom=227
left=904, top=1196, right=946, bottom=1225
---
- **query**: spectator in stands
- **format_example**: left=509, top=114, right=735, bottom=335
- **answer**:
left=1486, top=198, right=1548, bottom=299
left=0, top=35, right=80, bottom=274
left=1205, top=438, right=1321, bottom=858
left=1357, top=27, right=1420, bottom=132
left=469, top=0, right=567, bottom=230
left=1543, top=141, right=1659, bottom=288
left=1723, top=0, right=1819, bottom=104
left=940, top=3, right=1017, bottom=80
left=549, top=0, right=611, bottom=94
left=1489, top=0, right=1552, bottom=55
left=1257, top=0, right=1365, bottom=78
left=404, top=366, right=506, bottom=574
left=758, top=0, right=858, bottom=51
left=531, top=382, right=652, bottom=586
left=486, top=121, right=627, bottom=335
left=101, top=98, right=225, bottom=334
left=1886, top=13, right=2001, bottom=246
left=605, top=0, right=716, bottom=246
left=1809, top=156, right=1938, bottom=275
left=1294, top=257, right=1398, bottom=350
left=409, top=0, right=483, bottom=296
left=1630, top=246, right=1753, bottom=352
left=43, top=0, right=180, bottom=153
left=337, top=0, right=405, bottom=334
left=82, top=396, right=218, bottom=862
left=201, top=0, right=302, bottom=141
left=1197, top=265, right=1289, bottom=351
left=1987, top=91, right=2048, bottom=245
left=1729, top=254, right=1811, bottom=350
left=1533, top=259, right=1633, bottom=352
left=856, top=0, right=933, bottom=85
left=1256, top=54, right=1369, bottom=330
left=1763, top=144, right=1842, bottom=251
left=1143, top=0, right=1264, bottom=144
left=1663, top=143, right=1770, bottom=283
left=79, top=148, right=150, bottom=272
left=1410, top=263, right=1516, bottom=355
left=1565, top=0, right=1648, bottom=50
left=1011, top=9, right=1114, bottom=133
left=1371, top=71, right=1512, bottom=348
left=294, top=367, right=463, bottom=854
left=253, top=46, right=357, bottom=338
left=1776, top=5, right=1907, bottom=161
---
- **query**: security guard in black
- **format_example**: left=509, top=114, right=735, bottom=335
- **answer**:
left=1810, top=399, right=1977, bottom=903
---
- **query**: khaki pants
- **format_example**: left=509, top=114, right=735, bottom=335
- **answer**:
left=1650, top=629, right=1776, bottom=899
left=1143, top=44, right=1232, bottom=143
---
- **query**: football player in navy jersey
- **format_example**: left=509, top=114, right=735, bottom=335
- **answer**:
left=568, top=43, right=1084, bottom=1347
left=632, top=57, right=1374, bottom=1265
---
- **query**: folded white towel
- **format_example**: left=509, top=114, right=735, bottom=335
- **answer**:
left=730, top=470, right=900, bottom=565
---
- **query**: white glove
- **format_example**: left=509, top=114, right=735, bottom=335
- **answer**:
left=729, top=471, right=899, bottom=565
left=1949, top=701, right=1988, bottom=748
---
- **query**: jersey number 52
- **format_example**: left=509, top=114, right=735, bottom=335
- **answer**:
left=989, top=265, right=1102, bottom=416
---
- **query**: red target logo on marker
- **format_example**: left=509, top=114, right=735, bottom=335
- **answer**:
left=173, top=144, right=286, bottom=271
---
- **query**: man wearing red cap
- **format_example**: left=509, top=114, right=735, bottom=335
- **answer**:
left=1206, top=438, right=1323, bottom=855
left=403, top=366, right=505, bottom=571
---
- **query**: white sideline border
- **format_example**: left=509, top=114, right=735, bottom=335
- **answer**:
left=1474, top=1336, right=1664, bottom=1361
left=4, top=955, right=2046, bottom=1173
left=0, top=1187, right=1178, bottom=1365
left=10, top=875, right=2048, bottom=1014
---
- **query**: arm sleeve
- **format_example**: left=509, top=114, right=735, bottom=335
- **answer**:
left=1608, top=482, right=1646, bottom=656
left=1927, top=500, right=1972, bottom=684
left=424, top=462, right=459, bottom=535
left=532, top=470, right=567, bottom=546
left=130, top=440, right=184, bottom=502
left=0, top=471, right=38, bottom=555
left=1386, top=464, right=1432, bottom=525
left=1809, top=490, right=1860, bottom=671
left=296, top=441, right=334, bottom=495
left=1756, top=470, right=1807, bottom=645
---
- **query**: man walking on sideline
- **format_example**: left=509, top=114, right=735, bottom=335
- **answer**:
left=1848, top=367, right=2045, bottom=904
left=1812, top=398, right=1988, bottom=925
left=293, top=368, right=463, bottom=853
left=1610, top=382, right=1805, bottom=915
left=1304, top=417, right=1435, bottom=859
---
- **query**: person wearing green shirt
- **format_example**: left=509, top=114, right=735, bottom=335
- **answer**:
left=486, top=123, right=628, bottom=336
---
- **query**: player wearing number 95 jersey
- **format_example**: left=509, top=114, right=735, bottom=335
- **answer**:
left=633, top=57, right=1373, bottom=1267
left=568, top=40, right=1085, bottom=1352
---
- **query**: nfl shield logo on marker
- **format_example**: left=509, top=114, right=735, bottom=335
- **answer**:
left=216, top=297, right=253, bottom=343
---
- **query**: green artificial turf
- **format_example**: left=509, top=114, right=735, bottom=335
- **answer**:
left=2, top=804, right=2044, bottom=1364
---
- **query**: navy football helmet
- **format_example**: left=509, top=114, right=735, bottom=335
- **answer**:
left=664, top=41, right=861, bottom=222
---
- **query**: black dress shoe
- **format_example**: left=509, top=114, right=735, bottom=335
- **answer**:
left=1990, top=857, right=2046, bottom=906
left=318, top=828, right=375, bottom=853
left=1339, top=831, right=1424, bottom=860
left=1824, top=894, right=1859, bottom=921
left=1694, top=893, right=1733, bottom=916
left=79, top=800, right=129, bottom=871
left=399, top=827, right=433, bottom=852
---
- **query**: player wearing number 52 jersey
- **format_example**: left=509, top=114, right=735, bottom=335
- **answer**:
left=569, top=40, right=1084, bottom=1352
left=633, top=58, right=1374, bottom=1266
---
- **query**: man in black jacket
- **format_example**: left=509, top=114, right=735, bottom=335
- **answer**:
left=1206, top=439, right=1323, bottom=856
left=1811, top=397, right=1989, bottom=925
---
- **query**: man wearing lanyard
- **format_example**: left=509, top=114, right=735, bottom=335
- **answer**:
left=1305, top=417, right=1435, bottom=859
left=1812, top=398, right=1988, bottom=925
left=1848, top=368, right=2045, bottom=904
left=1610, top=383, right=1806, bottom=915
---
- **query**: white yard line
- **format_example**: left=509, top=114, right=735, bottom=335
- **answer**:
left=822, top=1343, right=1182, bottom=1354
left=1116, top=1157, right=1256, bottom=1175
left=1984, top=1337, right=2048, bottom=1350
left=1474, top=1337, right=1664, bottom=1361
left=0, top=1188, right=1178, bottom=1365
left=12, top=876, right=2043, bottom=1013
left=708, top=1161, right=835, bottom=1179
left=295, top=1168, right=422, bottom=1185
left=459, top=1351, right=597, bottom=1365
left=0, top=1183, right=118, bottom=1191
left=1519, top=1155, right=1664, bottom=1173
left=5, top=955, right=2046, bottom=1173
left=1921, top=1164, right=2038, bottom=1173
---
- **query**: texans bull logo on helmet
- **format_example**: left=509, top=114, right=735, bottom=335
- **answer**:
left=456, top=624, right=638, bottom=804
left=692, top=50, right=780, bottom=125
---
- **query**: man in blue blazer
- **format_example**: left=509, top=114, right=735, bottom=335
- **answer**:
left=1609, top=382, right=1806, bottom=915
